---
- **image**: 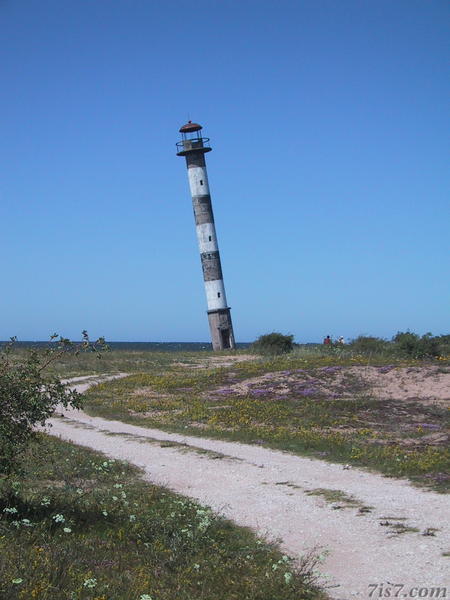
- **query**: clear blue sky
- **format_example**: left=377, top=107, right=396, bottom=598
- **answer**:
left=1, top=0, right=448, bottom=343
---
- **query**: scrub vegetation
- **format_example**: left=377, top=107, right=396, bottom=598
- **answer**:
left=1, top=335, right=448, bottom=599
left=0, top=334, right=105, bottom=476
left=0, top=340, right=325, bottom=600
left=251, top=332, right=295, bottom=356
left=80, top=342, right=449, bottom=492
left=348, top=332, right=450, bottom=360
left=0, top=435, right=324, bottom=600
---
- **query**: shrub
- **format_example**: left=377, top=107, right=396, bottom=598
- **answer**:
left=0, top=333, right=105, bottom=476
left=251, top=332, right=294, bottom=356
left=392, top=331, right=442, bottom=359
left=436, top=334, right=450, bottom=356
left=348, top=335, right=388, bottom=355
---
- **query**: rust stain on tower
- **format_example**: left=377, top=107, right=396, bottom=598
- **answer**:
left=176, top=121, right=236, bottom=351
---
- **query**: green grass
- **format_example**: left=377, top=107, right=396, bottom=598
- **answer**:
left=99, top=430, right=242, bottom=461
left=13, top=343, right=437, bottom=378
left=0, top=434, right=325, bottom=600
left=305, top=488, right=361, bottom=507
left=50, top=350, right=222, bottom=378
left=5, top=346, right=241, bottom=378
left=378, top=518, right=420, bottom=537
left=81, top=352, right=449, bottom=492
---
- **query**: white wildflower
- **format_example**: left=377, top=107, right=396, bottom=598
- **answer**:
left=21, top=519, right=33, bottom=527
left=284, top=572, right=293, bottom=584
left=52, top=514, right=65, bottom=523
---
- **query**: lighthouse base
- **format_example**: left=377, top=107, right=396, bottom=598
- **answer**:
left=207, top=308, right=235, bottom=351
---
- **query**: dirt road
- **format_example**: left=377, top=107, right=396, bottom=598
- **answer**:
left=46, top=375, right=449, bottom=599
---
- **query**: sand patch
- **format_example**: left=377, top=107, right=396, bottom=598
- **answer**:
left=210, top=365, right=450, bottom=407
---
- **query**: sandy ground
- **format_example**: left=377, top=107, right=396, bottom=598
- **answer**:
left=347, top=365, right=450, bottom=405
left=173, top=353, right=256, bottom=369
left=217, top=365, right=450, bottom=407
left=45, top=374, right=450, bottom=600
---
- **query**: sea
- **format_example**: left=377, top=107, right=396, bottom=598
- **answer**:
left=3, top=341, right=251, bottom=352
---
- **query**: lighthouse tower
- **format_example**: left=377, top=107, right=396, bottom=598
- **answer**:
left=176, top=121, right=235, bottom=351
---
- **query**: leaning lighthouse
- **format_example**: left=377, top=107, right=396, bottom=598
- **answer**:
left=176, top=121, right=235, bottom=351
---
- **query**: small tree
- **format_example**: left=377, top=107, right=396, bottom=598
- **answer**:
left=436, top=334, right=450, bottom=357
left=392, top=331, right=441, bottom=359
left=0, top=332, right=105, bottom=476
left=251, top=332, right=294, bottom=356
left=348, top=335, right=388, bottom=354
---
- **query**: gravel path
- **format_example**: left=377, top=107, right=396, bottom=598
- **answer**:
left=46, top=375, right=449, bottom=599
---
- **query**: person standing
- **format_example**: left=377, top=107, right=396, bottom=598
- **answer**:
left=323, top=335, right=331, bottom=345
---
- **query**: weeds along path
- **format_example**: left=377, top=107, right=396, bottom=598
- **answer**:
left=46, top=375, right=449, bottom=599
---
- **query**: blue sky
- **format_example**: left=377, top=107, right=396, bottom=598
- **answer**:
left=1, top=0, right=448, bottom=343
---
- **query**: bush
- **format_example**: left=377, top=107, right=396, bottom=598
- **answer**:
left=348, top=332, right=448, bottom=359
left=436, top=334, right=450, bottom=356
left=348, top=335, right=388, bottom=354
left=0, top=333, right=105, bottom=476
left=392, top=331, right=442, bottom=359
left=251, top=332, right=294, bottom=356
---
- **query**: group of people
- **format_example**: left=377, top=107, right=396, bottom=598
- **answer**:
left=323, top=335, right=345, bottom=346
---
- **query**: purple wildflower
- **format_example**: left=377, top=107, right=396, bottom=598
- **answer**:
left=377, top=365, right=395, bottom=374
left=298, top=388, right=316, bottom=396
left=250, top=389, right=268, bottom=396
left=321, top=366, right=342, bottom=374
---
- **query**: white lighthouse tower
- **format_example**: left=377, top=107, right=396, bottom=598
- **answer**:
left=176, top=121, right=235, bottom=350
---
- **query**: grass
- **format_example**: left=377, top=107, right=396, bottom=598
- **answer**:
left=99, top=430, right=242, bottom=461
left=304, top=488, right=361, bottom=507
left=2, top=346, right=448, bottom=597
left=4, top=346, right=236, bottom=378
left=78, top=349, right=449, bottom=492
left=0, top=434, right=325, bottom=600
left=12, top=343, right=433, bottom=378
left=378, top=518, right=420, bottom=537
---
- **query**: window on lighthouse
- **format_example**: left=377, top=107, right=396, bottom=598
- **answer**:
left=217, top=292, right=221, bottom=298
